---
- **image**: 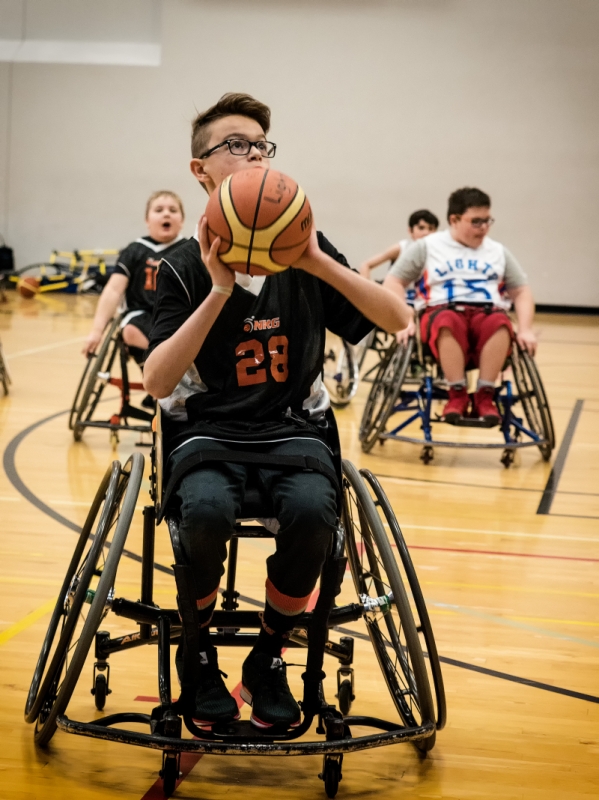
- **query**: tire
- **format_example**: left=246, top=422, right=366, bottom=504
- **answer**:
left=323, top=334, right=359, bottom=407
left=72, top=317, right=121, bottom=440
left=337, top=679, right=353, bottom=716
left=359, top=469, right=446, bottom=731
left=0, top=341, right=10, bottom=395
left=342, top=461, right=436, bottom=751
left=27, top=453, right=144, bottom=747
left=359, top=338, right=413, bottom=453
left=93, top=673, right=108, bottom=711
left=509, top=344, right=555, bottom=461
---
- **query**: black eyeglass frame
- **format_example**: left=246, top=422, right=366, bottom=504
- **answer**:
left=198, top=138, right=277, bottom=160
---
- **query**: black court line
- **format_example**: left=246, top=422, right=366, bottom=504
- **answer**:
left=2, top=409, right=174, bottom=576
left=4, top=408, right=598, bottom=707
left=537, top=399, right=584, bottom=515
left=333, top=626, right=599, bottom=705
left=376, top=472, right=598, bottom=498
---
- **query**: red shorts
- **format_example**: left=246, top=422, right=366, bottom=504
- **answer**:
left=420, top=305, right=513, bottom=368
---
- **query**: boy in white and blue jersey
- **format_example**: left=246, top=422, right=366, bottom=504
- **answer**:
left=385, top=187, right=537, bottom=424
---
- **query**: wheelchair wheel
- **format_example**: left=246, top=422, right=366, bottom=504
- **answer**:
left=359, top=469, right=446, bottom=731
left=342, top=460, right=436, bottom=752
left=509, top=344, right=555, bottom=461
left=72, top=317, right=121, bottom=440
left=323, top=334, right=358, bottom=407
left=359, top=338, right=413, bottom=453
left=0, top=340, right=10, bottom=395
left=25, top=453, right=144, bottom=747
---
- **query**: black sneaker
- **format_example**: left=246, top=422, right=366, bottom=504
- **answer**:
left=240, top=652, right=301, bottom=729
left=175, top=643, right=240, bottom=727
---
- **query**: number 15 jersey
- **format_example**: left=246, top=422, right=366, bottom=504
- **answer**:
left=388, top=229, right=528, bottom=309
left=147, top=233, right=374, bottom=426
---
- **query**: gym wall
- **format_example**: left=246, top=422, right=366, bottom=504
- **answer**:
left=1, top=0, right=598, bottom=307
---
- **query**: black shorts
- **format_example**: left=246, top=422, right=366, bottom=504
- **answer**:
left=121, top=310, right=152, bottom=341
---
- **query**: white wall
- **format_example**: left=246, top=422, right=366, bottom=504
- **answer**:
left=1, top=0, right=598, bottom=306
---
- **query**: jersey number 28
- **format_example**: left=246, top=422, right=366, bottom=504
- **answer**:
left=236, top=336, right=289, bottom=387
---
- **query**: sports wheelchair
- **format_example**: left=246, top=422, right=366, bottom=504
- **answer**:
left=26, top=408, right=446, bottom=798
left=0, top=336, right=10, bottom=395
left=70, top=313, right=153, bottom=445
left=359, top=315, right=555, bottom=467
left=323, top=329, right=395, bottom=408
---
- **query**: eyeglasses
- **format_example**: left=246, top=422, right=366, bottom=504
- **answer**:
left=468, top=216, right=495, bottom=229
left=199, top=138, right=277, bottom=159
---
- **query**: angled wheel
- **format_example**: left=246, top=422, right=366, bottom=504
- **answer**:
left=359, top=338, right=414, bottom=452
left=359, top=469, right=446, bottom=731
left=72, top=316, right=121, bottom=440
left=342, top=461, right=436, bottom=752
left=0, top=340, right=10, bottom=395
left=509, top=344, right=555, bottom=461
left=25, top=453, right=144, bottom=747
left=323, top=333, right=359, bottom=407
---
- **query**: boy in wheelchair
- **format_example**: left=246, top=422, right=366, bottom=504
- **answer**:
left=385, top=186, right=537, bottom=425
left=82, top=191, right=186, bottom=364
left=144, top=93, right=410, bottom=731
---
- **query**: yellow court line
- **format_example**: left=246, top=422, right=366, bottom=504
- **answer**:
left=422, top=580, right=599, bottom=599
left=5, top=336, right=86, bottom=360
left=0, top=598, right=56, bottom=647
left=428, top=607, right=599, bottom=628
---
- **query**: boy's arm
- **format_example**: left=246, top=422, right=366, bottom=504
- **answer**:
left=82, top=273, right=128, bottom=355
left=144, top=222, right=234, bottom=399
left=507, top=284, right=537, bottom=355
left=359, top=243, right=401, bottom=278
left=295, top=229, right=411, bottom=332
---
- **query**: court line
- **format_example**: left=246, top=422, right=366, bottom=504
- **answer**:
left=421, top=579, right=599, bottom=599
left=548, top=512, right=599, bottom=521
left=333, top=625, right=599, bottom=704
left=0, top=598, right=55, bottom=647
left=409, top=543, right=599, bottom=564
left=4, top=336, right=86, bottom=359
left=397, top=521, right=599, bottom=545
left=377, top=472, right=598, bottom=498
left=537, top=399, right=584, bottom=514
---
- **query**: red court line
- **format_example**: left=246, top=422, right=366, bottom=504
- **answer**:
left=138, top=590, right=319, bottom=798
left=407, top=544, right=599, bottom=564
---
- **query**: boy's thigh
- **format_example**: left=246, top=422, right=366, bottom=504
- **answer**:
left=175, top=460, right=247, bottom=529
left=470, top=310, right=513, bottom=365
left=421, top=308, right=469, bottom=360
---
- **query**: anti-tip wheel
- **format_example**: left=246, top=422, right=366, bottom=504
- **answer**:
left=420, top=445, right=434, bottom=464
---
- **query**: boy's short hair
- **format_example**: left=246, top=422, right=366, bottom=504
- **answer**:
left=408, top=209, right=439, bottom=230
left=447, top=187, right=491, bottom=220
left=145, top=190, right=185, bottom=220
left=191, top=93, right=271, bottom=159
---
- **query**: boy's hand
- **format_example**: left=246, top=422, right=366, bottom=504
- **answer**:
left=198, top=216, right=235, bottom=290
left=293, top=227, right=323, bottom=275
left=395, top=318, right=416, bottom=345
left=516, top=328, right=538, bottom=356
left=82, top=330, right=102, bottom=356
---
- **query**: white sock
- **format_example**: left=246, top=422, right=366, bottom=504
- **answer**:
left=476, top=379, right=496, bottom=391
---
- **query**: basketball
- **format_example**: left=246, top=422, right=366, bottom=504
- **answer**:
left=205, top=168, right=313, bottom=276
left=18, top=276, right=40, bottom=298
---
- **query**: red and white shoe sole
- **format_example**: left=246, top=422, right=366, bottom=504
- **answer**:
left=239, top=685, right=301, bottom=729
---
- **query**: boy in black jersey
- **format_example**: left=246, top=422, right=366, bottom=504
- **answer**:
left=82, top=191, right=186, bottom=358
left=145, top=93, right=410, bottom=729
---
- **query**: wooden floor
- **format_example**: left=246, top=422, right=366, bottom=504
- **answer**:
left=0, top=292, right=598, bottom=799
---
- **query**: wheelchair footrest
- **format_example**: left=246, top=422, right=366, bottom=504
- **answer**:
left=440, top=415, right=500, bottom=429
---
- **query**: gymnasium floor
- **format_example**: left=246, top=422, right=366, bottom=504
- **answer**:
left=0, top=291, right=598, bottom=799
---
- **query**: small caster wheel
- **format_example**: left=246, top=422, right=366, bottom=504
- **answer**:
left=501, top=448, right=515, bottom=468
left=110, top=430, right=119, bottom=448
left=92, top=673, right=109, bottom=711
left=73, top=423, right=83, bottom=442
left=420, top=445, right=434, bottom=464
left=160, top=752, right=181, bottom=798
left=320, top=756, right=342, bottom=798
left=337, top=679, right=353, bottom=716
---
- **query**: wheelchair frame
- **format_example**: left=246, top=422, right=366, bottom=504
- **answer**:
left=360, top=324, right=555, bottom=467
left=70, top=314, right=153, bottom=445
left=0, top=336, right=10, bottom=395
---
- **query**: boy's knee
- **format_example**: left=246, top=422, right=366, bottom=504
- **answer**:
left=278, top=480, right=337, bottom=538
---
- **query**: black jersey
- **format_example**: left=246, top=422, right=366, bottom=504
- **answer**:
left=114, top=235, right=186, bottom=313
left=148, top=233, right=374, bottom=428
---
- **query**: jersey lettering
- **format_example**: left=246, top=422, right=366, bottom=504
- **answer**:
left=235, top=339, right=267, bottom=386
left=144, top=266, right=157, bottom=291
left=236, top=335, right=289, bottom=386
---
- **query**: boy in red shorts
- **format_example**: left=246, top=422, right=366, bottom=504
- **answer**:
left=385, top=187, right=537, bottom=424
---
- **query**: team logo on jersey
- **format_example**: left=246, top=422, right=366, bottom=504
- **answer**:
left=243, top=316, right=281, bottom=333
left=145, top=257, right=161, bottom=268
